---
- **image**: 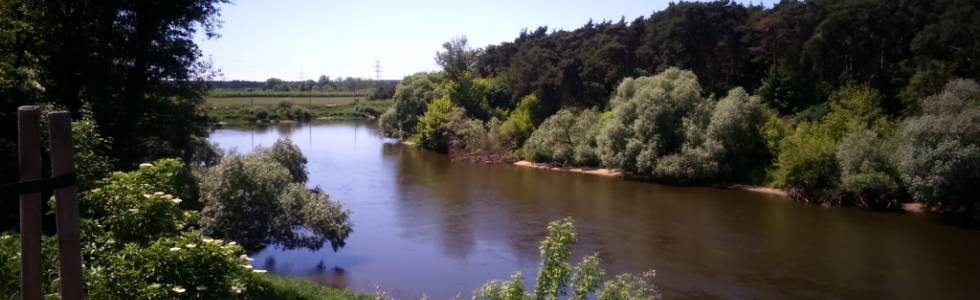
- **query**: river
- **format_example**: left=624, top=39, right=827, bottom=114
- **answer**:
left=209, top=120, right=980, bottom=299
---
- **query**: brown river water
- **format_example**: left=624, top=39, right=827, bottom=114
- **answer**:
left=209, top=120, right=980, bottom=299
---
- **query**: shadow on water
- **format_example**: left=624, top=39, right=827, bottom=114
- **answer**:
left=210, top=120, right=980, bottom=299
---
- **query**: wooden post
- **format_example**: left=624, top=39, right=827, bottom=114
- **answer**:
left=48, top=112, right=83, bottom=300
left=18, top=106, right=42, bottom=300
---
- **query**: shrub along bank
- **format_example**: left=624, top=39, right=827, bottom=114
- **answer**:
left=381, top=52, right=980, bottom=220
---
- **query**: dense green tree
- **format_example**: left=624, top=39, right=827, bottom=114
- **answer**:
left=772, top=121, right=840, bottom=202
left=522, top=109, right=602, bottom=166
left=256, top=138, right=308, bottom=183
left=413, top=95, right=456, bottom=152
left=446, top=72, right=493, bottom=120
left=702, top=87, right=768, bottom=179
left=836, top=127, right=902, bottom=209
left=199, top=139, right=352, bottom=250
left=896, top=79, right=980, bottom=219
left=0, top=0, right=229, bottom=169
left=910, top=0, right=980, bottom=80
left=637, top=1, right=759, bottom=95
left=773, top=84, right=893, bottom=203
left=498, top=94, right=539, bottom=146
left=596, top=68, right=708, bottom=177
left=436, top=36, right=481, bottom=80
left=899, top=60, right=953, bottom=115
left=379, top=72, right=445, bottom=138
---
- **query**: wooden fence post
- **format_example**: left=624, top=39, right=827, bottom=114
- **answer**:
left=48, top=111, right=83, bottom=300
left=18, top=106, right=42, bottom=300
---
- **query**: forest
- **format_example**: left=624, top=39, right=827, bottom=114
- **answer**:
left=380, top=0, right=980, bottom=218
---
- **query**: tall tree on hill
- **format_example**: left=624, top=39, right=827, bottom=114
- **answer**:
left=436, top=36, right=482, bottom=81
left=637, top=1, right=759, bottom=95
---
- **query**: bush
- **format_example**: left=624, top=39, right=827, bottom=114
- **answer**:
left=497, top=94, right=538, bottom=146
left=413, top=95, right=455, bottom=152
left=253, top=108, right=270, bottom=121
left=521, top=109, right=602, bottom=166
left=596, top=71, right=769, bottom=183
left=0, top=233, right=63, bottom=296
left=88, top=232, right=261, bottom=299
left=773, top=84, right=895, bottom=204
left=896, top=79, right=980, bottom=218
left=759, top=109, right=791, bottom=165
left=275, top=184, right=352, bottom=251
left=773, top=122, right=840, bottom=202
left=820, top=84, right=891, bottom=140
left=597, top=67, right=708, bottom=176
left=703, top=87, right=767, bottom=178
left=836, top=128, right=902, bottom=209
left=287, top=107, right=311, bottom=121
left=446, top=73, right=494, bottom=120
left=256, top=138, right=308, bottom=183
left=80, top=159, right=198, bottom=243
left=199, top=139, right=352, bottom=250
left=72, top=109, right=115, bottom=190
left=474, top=218, right=659, bottom=300
left=380, top=72, right=445, bottom=138
left=2, top=157, right=311, bottom=299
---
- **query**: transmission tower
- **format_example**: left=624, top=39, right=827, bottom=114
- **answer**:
left=374, top=60, right=382, bottom=81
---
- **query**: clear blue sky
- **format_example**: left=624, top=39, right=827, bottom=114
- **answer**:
left=197, top=0, right=778, bottom=81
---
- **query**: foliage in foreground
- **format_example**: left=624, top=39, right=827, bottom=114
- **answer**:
left=3, top=160, right=259, bottom=298
left=2, top=138, right=358, bottom=298
left=473, top=218, right=660, bottom=300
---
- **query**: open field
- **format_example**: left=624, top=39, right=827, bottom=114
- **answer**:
left=206, top=96, right=393, bottom=123
left=207, top=88, right=368, bottom=98
left=206, top=96, right=364, bottom=108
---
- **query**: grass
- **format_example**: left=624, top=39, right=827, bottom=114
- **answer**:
left=206, top=96, right=363, bottom=108
left=208, top=88, right=368, bottom=98
left=254, top=274, right=371, bottom=300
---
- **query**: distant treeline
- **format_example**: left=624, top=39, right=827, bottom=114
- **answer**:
left=207, top=77, right=399, bottom=99
left=472, top=0, right=978, bottom=117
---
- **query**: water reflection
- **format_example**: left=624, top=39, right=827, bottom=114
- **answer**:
left=210, top=121, right=980, bottom=299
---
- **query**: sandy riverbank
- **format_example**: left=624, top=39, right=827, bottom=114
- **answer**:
left=721, top=184, right=789, bottom=197
left=513, top=160, right=624, bottom=177
left=513, top=160, right=792, bottom=197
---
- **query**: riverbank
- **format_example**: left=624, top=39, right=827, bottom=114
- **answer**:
left=513, top=160, right=623, bottom=177
left=509, top=160, right=935, bottom=213
left=512, top=160, right=789, bottom=197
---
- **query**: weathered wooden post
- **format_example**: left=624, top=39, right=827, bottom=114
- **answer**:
left=48, top=111, right=83, bottom=300
left=18, top=106, right=42, bottom=300
left=10, top=107, right=84, bottom=299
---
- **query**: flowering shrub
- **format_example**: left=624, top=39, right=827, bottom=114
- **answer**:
left=88, top=232, right=262, bottom=299
left=80, top=159, right=193, bottom=244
